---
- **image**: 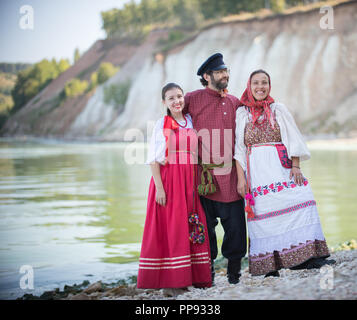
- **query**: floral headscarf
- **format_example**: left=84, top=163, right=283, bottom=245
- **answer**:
left=240, top=70, right=275, bottom=128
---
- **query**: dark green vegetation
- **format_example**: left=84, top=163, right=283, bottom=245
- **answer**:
left=101, top=0, right=328, bottom=38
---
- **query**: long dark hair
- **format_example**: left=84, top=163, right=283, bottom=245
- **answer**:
left=161, top=82, right=184, bottom=116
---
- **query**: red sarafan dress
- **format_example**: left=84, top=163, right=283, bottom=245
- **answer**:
left=137, top=115, right=212, bottom=289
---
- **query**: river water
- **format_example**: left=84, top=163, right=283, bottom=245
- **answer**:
left=0, top=138, right=356, bottom=299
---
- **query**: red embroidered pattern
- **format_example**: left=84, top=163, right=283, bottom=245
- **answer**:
left=247, top=200, right=316, bottom=222
left=252, top=179, right=309, bottom=198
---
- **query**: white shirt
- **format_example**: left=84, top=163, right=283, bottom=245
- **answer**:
left=234, top=103, right=311, bottom=171
left=146, top=114, right=193, bottom=165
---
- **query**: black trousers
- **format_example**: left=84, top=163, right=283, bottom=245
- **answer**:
left=200, top=197, right=247, bottom=262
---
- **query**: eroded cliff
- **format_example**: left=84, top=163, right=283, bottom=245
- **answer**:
left=2, top=1, right=356, bottom=140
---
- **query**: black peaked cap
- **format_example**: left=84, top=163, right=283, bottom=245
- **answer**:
left=197, top=53, right=227, bottom=76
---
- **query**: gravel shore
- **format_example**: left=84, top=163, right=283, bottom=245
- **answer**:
left=62, top=249, right=356, bottom=300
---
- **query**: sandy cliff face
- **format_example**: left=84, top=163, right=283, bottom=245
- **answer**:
left=0, top=30, right=167, bottom=139
left=2, top=1, right=357, bottom=140
left=101, top=1, right=357, bottom=141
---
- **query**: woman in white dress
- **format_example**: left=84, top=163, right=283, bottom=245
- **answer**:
left=234, top=69, right=334, bottom=277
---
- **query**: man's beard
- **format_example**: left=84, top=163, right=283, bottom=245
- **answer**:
left=210, top=75, right=229, bottom=90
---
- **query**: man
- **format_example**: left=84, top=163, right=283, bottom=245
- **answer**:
left=184, top=53, right=247, bottom=284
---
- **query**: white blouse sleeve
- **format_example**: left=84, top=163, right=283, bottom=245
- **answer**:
left=273, top=103, right=311, bottom=161
left=146, top=117, right=166, bottom=165
left=234, top=107, right=249, bottom=172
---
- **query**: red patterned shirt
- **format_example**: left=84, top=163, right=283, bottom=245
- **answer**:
left=184, top=87, right=242, bottom=203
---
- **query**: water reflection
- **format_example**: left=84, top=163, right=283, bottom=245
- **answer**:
left=0, top=139, right=356, bottom=298
left=0, top=141, right=149, bottom=282
left=302, top=148, right=357, bottom=246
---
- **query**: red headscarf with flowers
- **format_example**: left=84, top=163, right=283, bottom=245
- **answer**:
left=240, top=70, right=275, bottom=128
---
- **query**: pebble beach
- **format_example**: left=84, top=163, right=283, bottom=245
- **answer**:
left=28, top=247, right=355, bottom=301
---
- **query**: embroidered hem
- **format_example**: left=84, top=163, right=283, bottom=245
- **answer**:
left=252, top=179, right=309, bottom=198
left=248, top=200, right=316, bottom=222
left=249, top=239, right=330, bottom=276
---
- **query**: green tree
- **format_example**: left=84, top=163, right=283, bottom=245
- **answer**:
left=100, top=0, right=318, bottom=40
left=32, top=59, right=59, bottom=85
left=88, top=71, right=98, bottom=91
left=0, top=93, right=13, bottom=113
left=198, top=0, right=223, bottom=19
left=235, top=0, right=265, bottom=13
left=97, top=62, right=119, bottom=85
left=271, top=0, right=286, bottom=13
left=173, top=0, right=201, bottom=30
left=101, top=9, right=119, bottom=38
left=11, top=58, right=69, bottom=114
left=103, top=80, right=131, bottom=108
left=74, top=48, right=81, bottom=63
left=57, top=59, right=71, bottom=73
left=64, top=78, right=88, bottom=98
left=139, top=0, right=154, bottom=25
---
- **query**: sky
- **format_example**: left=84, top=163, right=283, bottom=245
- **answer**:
left=0, top=0, right=134, bottom=64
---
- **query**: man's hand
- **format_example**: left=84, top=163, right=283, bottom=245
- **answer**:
left=237, top=179, right=247, bottom=198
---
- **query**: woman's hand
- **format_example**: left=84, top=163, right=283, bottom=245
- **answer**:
left=156, top=187, right=166, bottom=206
left=290, top=167, right=304, bottom=186
left=237, top=178, right=247, bottom=198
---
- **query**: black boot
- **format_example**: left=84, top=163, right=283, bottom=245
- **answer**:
left=265, top=270, right=280, bottom=277
left=290, top=260, right=309, bottom=270
left=307, top=257, right=336, bottom=269
left=211, top=260, right=215, bottom=285
left=291, top=257, right=336, bottom=270
left=323, top=258, right=336, bottom=266
left=306, top=258, right=324, bottom=269
left=227, top=259, right=241, bottom=284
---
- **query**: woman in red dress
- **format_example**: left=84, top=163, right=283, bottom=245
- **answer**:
left=137, top=83, right=212, bottom=290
